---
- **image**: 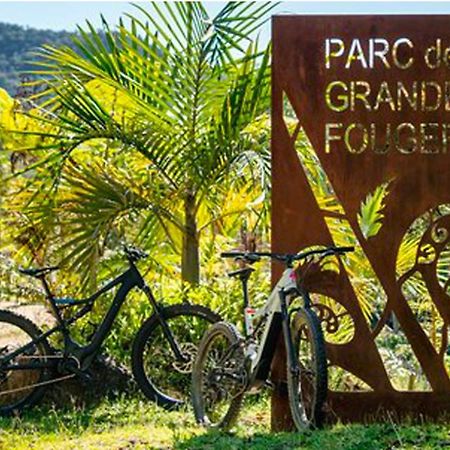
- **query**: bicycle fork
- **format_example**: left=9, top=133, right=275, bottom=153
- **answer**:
left=142, top=285, right=189, bottom=363
left=279, top=290, right=300, bottom=378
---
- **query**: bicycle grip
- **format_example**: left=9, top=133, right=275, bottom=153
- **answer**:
left=221, top=252, right=244, bottom=258
left=335, top=246, right=354, bottom=253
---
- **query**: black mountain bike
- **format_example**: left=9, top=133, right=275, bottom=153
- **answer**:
left=192, top=246, right=353, bottom=431
left=0, top=247, right=220, bottom=415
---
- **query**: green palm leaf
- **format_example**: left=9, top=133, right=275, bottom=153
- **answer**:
left=5, top=1, right=275, bottom=284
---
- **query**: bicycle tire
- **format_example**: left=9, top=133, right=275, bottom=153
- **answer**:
left=132, top=303, right=221, bottom=410
left=191, top=321, right=245, bottom=430
left=0, top=309, right=52, bottom=415
left=287, top=307, right=328, bottom=430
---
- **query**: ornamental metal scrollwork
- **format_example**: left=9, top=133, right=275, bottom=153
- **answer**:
left=272, top=15, right=450, bottom=421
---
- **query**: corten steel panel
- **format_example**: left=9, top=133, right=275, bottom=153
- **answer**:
left=271, top=15, right=450, bottom=424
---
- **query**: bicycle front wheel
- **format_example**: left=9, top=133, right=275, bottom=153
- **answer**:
left=132, top=303, right=221, bottom=410
left=191, top=321, right=245, bottom=430
left=0, top=309, right=52, bottom=415
left=287, top=307, right=328, bottom=430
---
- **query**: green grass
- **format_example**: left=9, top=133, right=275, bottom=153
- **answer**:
left=0, top=396, right=448, bottom=450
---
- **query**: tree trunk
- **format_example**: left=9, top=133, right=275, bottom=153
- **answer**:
left=182, top=193, right=200, bottom=285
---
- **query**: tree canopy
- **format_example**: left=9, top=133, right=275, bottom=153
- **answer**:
left=1, top=2, right=274, bottom=287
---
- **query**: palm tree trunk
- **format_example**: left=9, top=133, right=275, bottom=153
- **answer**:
left=182, top=193, right=200, bottom=285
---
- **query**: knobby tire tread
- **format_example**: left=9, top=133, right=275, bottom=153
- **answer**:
left=287, top=307, right=328, bottom=431
left=191, top=321, right=244, bottom=430
left=0, top=309, right=52, bottom=415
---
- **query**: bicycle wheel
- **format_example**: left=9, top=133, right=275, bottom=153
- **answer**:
left=191, top=321, right=245, bottom=430
left=132, top=303, right=221, bottom=410
left=0, top=309, right=52, bottom=415
left=287, top=307, right=327, bottom=430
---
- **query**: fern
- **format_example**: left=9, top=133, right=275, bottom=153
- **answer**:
left=358, top=182, right=391, bottom=239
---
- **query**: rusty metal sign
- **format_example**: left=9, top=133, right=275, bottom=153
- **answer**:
left=271, top=15, right=450, bottom=424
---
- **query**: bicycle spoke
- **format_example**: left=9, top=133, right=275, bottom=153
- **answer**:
left=0, top=320, right=49, bottom=411
left=201, top=333, right=245, bottom=424
left=140, top=311, right=214, bottom=402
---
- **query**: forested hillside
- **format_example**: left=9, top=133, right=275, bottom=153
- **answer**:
left=0, top=22, right=74, bottom=95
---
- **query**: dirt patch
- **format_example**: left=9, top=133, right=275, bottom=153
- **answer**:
left=0, top=301, right=56, bottom=328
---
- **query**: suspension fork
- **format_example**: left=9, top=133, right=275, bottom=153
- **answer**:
left=279, top=289, right=300, bottom=376
left=141, top=284, right=188, bottom=362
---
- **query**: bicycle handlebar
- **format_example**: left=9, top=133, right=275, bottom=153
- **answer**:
left=124, top=246, right=148, bottom=262
left=220, top=246, right=354, bottom=265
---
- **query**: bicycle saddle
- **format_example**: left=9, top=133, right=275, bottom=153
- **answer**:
left=227, top=267, right=255, bottom=279
left=18, top=266, right=60, bottom=278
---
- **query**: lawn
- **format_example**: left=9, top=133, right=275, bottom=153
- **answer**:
left=0, top=396, right=448, bottom=450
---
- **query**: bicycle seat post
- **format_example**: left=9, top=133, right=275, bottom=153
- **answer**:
left=240, top=272, right=251, bottom=309
left=38, top=274, right=55, bottom=301
left=38, top=274, right=67, bottom=328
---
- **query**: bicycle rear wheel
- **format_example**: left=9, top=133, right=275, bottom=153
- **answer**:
left=0, top=309, right=51, bottom=415
left=287, top=307, right=328, bottom=430
left=132, top=303, right=221, bottom=410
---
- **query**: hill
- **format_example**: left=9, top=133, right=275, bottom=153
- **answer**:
left=0, top=22, right=74, bottom=95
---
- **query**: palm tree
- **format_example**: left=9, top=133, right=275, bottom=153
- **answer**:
left=12, top=2, right=273, bottom=285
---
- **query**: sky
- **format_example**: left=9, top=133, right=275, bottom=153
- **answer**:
left=1, top=1, right=450, bottom=43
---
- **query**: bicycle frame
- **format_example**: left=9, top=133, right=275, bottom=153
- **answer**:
left=243, top=267, right=305, bottom=384
left=1, top=259, right=184, bottom=373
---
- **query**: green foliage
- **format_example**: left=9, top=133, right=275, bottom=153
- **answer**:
left=1, top=2, right=274, bottom=286
left=358, top=182, right=391, bottom=239
left=376, top=324, right=430, bottom=391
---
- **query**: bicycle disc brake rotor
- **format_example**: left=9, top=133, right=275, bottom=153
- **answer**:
left=172, top=342, right=198, bottom=374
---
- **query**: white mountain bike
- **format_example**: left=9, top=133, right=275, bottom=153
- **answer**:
left=191, top=246, right=353, bottom=431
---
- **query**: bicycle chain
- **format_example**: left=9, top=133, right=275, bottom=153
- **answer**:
left=0, top=373, right=75, bottom=397
left=0, top=354, right=73, bottom=398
